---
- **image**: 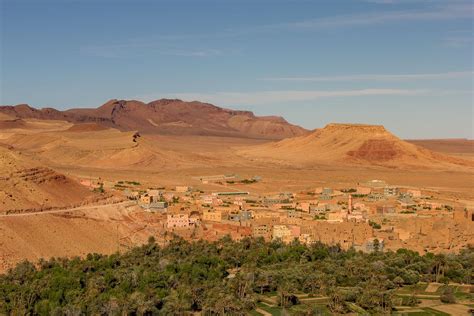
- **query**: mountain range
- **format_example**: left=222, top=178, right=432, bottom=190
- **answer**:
left=1, top=100, right=472, bottom=170
left=0, top=99, right=308, bottom=140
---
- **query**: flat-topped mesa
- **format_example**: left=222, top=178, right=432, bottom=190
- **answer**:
left=314, top=123, right=394, bottom=141
left=239, top=121, right=474, bottom=169
left=323, top=123, right=388, bottom=133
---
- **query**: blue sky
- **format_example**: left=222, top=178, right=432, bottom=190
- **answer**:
left=1, top=0, right=472, bottom=138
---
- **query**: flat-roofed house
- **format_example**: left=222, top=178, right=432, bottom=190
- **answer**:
left=167, top=214, right=190, bottom=229
left=176, top=186, right=191, bottom=193
left=252, top=224, right=272, bottom=240
left=356, top=186, right=371, bottom=195
left=202, top=209, right=229, bottom=222
left=407, top=189, right=422, bottom=198
left=140, top=194, right=152, bottom=204
left=384, top=186, right=399, bottom=197
left=273, top=225, right=292, bottom=241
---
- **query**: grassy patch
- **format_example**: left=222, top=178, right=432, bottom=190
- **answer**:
left=395, top=294, right=440, bottom=301
left=397, top=283, right=428, bottom=294
left=256, top=302, right=282, bottom=316
left=421, top=307, right=451, bottom=315
left=346, top=302, right=367, bottom=314
left=288, top=303, right=332, bottom=315
left=299, top=297, right=329, bottom=304
left=393, top=308, right=450, bottom=316
left=454, top=292, right=473, bottom=300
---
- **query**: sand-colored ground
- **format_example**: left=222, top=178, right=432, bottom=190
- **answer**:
left=424, top=283, right=443, bottom=293
left=408, top=139, right=473, bottom=154
left=408, top=139, right=474, bottom=162
left=0, top=118, right=473, bottom=273
left=0, top=202, right=167, bottom=272
left=239, top=123, right=474, bottom=170
left=429, top=303, right=471, bottom=315
left=0, top=119, right=471, bottom=203
left=0, top=145, right=97, bottom=212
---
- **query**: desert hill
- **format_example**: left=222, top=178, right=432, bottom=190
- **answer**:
left=0, top=119, right=224, bottom=171
left=3, top=126, right=155, bottom=169
left=239, top=123, right=474, bottom=169
left=0, top=146, right=96, bottom=213
left=0, top=99, right=308, bottom=139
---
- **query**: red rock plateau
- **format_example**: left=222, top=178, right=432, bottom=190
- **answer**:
left=0, top=99, right=308, bottom=139
left=239, top=123, right=474, bottom=169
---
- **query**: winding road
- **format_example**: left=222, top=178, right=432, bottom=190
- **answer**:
left=0, top=201, right=135, bottom=217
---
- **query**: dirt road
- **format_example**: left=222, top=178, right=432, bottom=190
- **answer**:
left=0, top=201, right=135, bottom=217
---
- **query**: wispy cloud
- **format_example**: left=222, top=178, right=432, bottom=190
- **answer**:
left=80, top=40, right=223, bottom=58
left=269, top=3, right=472, bottom=31
left=208, top=2, right=472, bottom=38
left=443, top=30, right=474, bottom=48
left=138, top=89, right=426, bottom=106
left=364, top=0, right=400, bottom=4
left=170, top=49, right=222, bottom=57
left=260, top=71, right=473, bottom=82
left=362, top=0, right=441, bottom=4
left=80, top=2, right=472, bottom=58
left=445, top=36, right=473, bottom=47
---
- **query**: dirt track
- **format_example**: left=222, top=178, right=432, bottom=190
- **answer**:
left=0, top=201, right=134, bottom=217
left=0, top=201, right=159, bottom=273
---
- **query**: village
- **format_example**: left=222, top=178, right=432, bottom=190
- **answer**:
left=87, top=174, right=474, bottom=255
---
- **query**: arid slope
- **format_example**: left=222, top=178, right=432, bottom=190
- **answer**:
left=0, top=146, right=95, bottom=213
left=0, top=119, right=229, bottom=171
left=239, top=123, right=474, bottom=169
left=406, top=139, right=474, bottom=162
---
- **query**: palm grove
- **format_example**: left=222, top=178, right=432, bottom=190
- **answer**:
left=1, top=236, right=473, bottom=315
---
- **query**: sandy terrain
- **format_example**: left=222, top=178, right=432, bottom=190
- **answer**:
left=408, top=139, right=474, bottom=161
left=408, top=139, right=474, bottom=154
left=424, top=283, right=443, bottom=293
left=0, top=145, right=98, bottom=213
left=0, top=117, right=473, bottom=273
left=0, top=202, right=166, bottom=272
left=430, top=303, right=472, bottom=315
left=239, top=123, right=474, bottom=170
left=1, top=119, right=472, bottom=196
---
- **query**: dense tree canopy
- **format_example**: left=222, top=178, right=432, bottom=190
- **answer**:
left=1, top=236, right=473, bottom=315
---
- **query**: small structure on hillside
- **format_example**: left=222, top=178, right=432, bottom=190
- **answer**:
left=384, top=186, right=399, bottom=197
left=167, top=214, right=189, bottom=229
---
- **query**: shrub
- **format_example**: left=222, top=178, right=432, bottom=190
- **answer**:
left=440, top=287, right=456, bottom=304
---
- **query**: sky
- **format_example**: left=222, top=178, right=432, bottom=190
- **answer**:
left=0, top=0, right=473, bottom=139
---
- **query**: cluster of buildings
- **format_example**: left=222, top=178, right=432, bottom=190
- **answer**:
left=121, top=180, right=474, bottom=254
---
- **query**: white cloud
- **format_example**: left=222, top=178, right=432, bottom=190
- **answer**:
left=260, top=71, right=474, bottom=82
left=273, top=3, right=472, bottom=30
left=80, top=41, right=222, bottom=58
left=444, top=35, right=474, bottom=47
left=169, top=49, right=222, bottom=57
left=139, top=89, right=426, bottom=106
left=362, top=0, right=440, bottom=4
left=80, top=2, right=473, bottom=58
